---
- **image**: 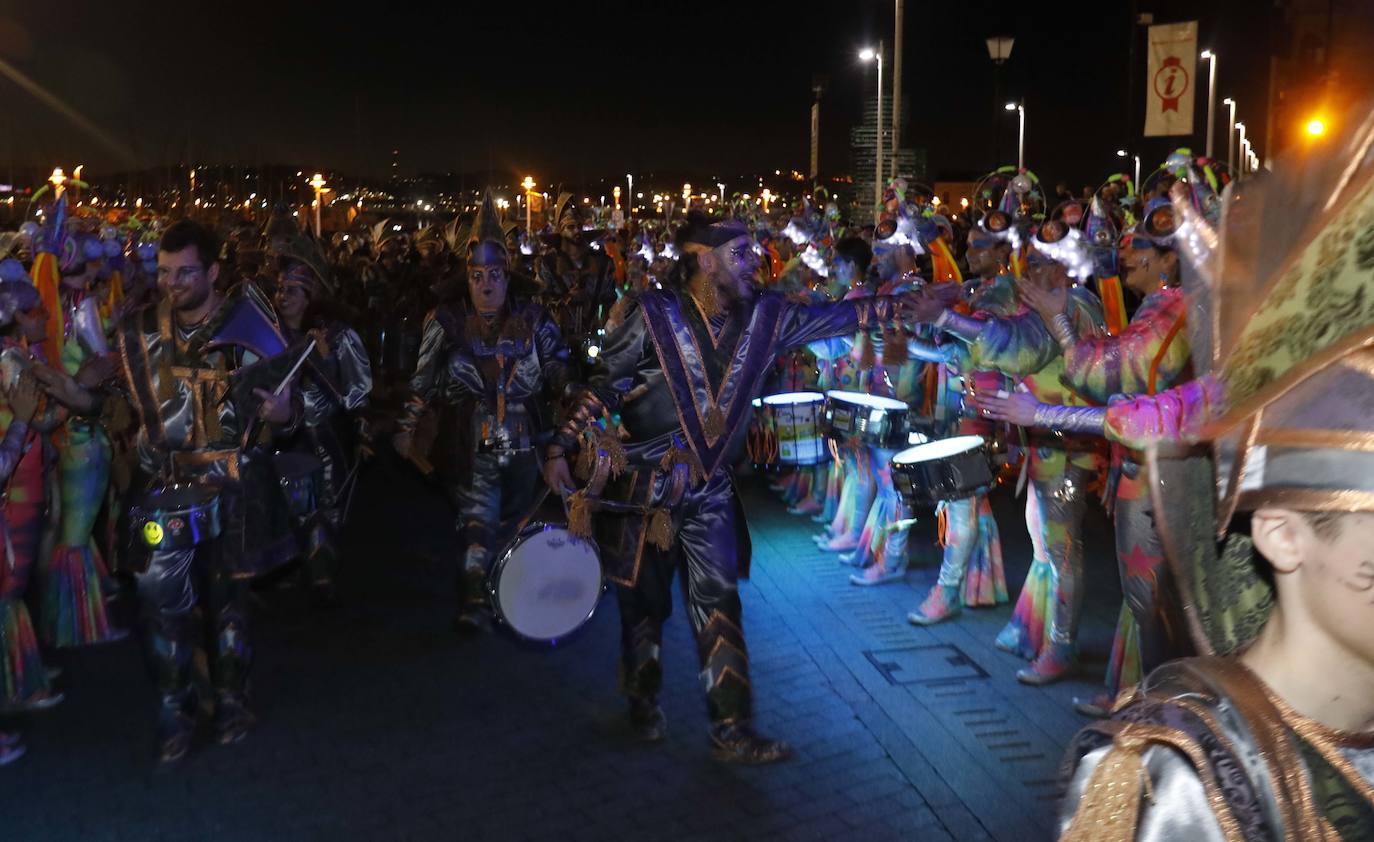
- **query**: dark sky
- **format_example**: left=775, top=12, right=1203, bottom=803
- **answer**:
left=0, top=1, right=1335, bottom=188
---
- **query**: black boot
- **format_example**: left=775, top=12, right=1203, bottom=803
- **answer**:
left=156, top=694, right=197, bottom=764
left=627, top=697, right=667, bottom=743
left=709, top=720, right=793, bottom=765
left=212, top=692, right=255, bottom=746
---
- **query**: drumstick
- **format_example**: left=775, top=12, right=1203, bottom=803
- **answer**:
left=272, top=339, right=317, bottom=396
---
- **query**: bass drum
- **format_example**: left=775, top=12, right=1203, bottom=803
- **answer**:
left=489, top=523, right=603, bottom=645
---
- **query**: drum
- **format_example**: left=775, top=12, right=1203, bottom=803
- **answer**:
left=762, top=392, right=829, bottom=465
left=274, top=452, right=323, bottom=522
left=489, top=523, right=604, bottom=644
left=130, top=484, right=222, bottom=551
left=824, top=390, right=911, bottom=449
left=891, top=435, right=995, bottom=508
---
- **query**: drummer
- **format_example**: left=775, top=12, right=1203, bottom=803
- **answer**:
left=544, top=218, right=920, bottom=764
left=910, top=211, right=1107, bottom=685
left=101, top=220, right=302, bottom=763
left=904, top=196, right=1022, bottom=625
left=394, top=193, right=571, bottom=633
left=272, top=237, right=373, bottom=604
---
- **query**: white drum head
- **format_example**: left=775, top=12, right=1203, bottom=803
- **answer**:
left=494, top=526, right=602, bottom=642
left=825, top=390, right=908, bottom=411
left=893, top=435, right=985, bottom=464
left=762, top=391, right=825, bottom=406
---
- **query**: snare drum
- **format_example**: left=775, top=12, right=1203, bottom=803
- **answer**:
left=824, top=391, right=911, bottom=449
left=762, top=392, right=828, bottom=465
left=274, top=452, right=323, bottom=522
left=489, top=523, right=604, bottom=644
left=891, top=435, right=995, bottom=508
left=131, top=484, right=222, bottom=551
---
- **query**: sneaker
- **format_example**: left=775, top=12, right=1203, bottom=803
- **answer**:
left=6, top=690, right=64, bottom=713
left=0, top=740, right=25, bottom=766
left=709, top=720, right=793, bottom=765
left=849, top=567, right=906, bottom=586
left=907, top=585, right=962, bottom=626
left=628, top=698, right=667, bottom=743
left=212, top=694, right=255, bottom=746
left=1073, top=694, right=1114, bottom=719
left=1016, top=643, right=1077, bottom=686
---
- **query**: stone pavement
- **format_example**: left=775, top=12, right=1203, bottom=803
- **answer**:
left=1, top=456, right=1122, bottom=841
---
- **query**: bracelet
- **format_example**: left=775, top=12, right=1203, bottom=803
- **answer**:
left=1049, top=312, right=1077, bottom=352
left=1031, top=403, right=1107, bottom=434
left=934, top=309, right=984, bottom=344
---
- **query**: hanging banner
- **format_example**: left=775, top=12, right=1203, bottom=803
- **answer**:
left=1144, top=21, right=1198, bottom=137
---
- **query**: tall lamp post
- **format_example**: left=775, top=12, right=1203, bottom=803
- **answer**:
left=1116, top=149, right=1142, bottom=191
left=986, top=35, right=1015, bottom=164
left=308, top=172, right=328, bottom=238
left=626, top=173, right=634, bottom=214
left=1236, top=122, right=1248, bottom=177
left=891, top=0, right=904, bottom=183
left=860, top=43, right=884, bottom=220
left=1222, top=98, right=1237, bottom=173
left=1200, top=50, right=1218, bottom=158
left=1005, top=101, right=1025, bottom=170
left=521, top=176, right=536, bottom=232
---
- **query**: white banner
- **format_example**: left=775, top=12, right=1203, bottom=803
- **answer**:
left=1144, top=21, right=1198, bottom=137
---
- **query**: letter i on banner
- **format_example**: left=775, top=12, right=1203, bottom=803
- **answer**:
left=1144, top=21, right=1198, bottom=137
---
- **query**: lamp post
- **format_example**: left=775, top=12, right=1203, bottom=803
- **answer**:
left=1116, top=149, right=1142, bottom=189
left=1200, top=50, right=1217, bottom=158
left=1005, top=101, right=1025, bottom=170
left=986, top=35, right=1015, bottom=164
left=1241, top=137, right=1252, bottom=174
left=1222, top=98, right=1237, bottom=174
left=892, top=0, right=904, bottom=183
left=626, top=174, right=634, bottom=215
left=308, top=172, right=328, bottom=237
left=521, top=176, right=536, bottom=232
left=1236, top=122, right=1248, bottom=177
left=860, top=42, right=883, bottom=221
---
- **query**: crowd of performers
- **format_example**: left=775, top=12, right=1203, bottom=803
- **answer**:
left=3, top=114, right=1374, bottom=839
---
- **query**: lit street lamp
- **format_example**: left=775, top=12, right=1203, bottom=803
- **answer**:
left=521, top=175, right=536, bottom=232
left=1116, top=149, right=1141, bottom=189
left=1005, top=101, right=1025, bottom=170
left=308, top=172, right=329, bottom=237
left=1200, top=50, right=1217, bottom=158
left=1236, top=122, right=1248, bottom=177
left=1222, top=98, right=1237, bottom=173
left=860, top=42, right=883, bottom=221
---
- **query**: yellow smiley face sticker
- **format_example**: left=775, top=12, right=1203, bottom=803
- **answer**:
left=143, top=521, right=164, bottom=546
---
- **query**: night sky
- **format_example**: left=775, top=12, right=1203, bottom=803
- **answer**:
left=0, top=1, right=1353, bottom=188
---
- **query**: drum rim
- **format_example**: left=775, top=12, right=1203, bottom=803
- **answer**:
left=488, top=521, right=604, bottom=646
left=140, top=483, right=221, bottom=505
left=824, top=390, right=909, bottom=411
left=761, top=391, right=826, bottom=406
left=892, top=435, right=987, bottom=464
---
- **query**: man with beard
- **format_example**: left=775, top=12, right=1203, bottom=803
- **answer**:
left=108, top=220, right=301, bottom=762
left=544, top=219, right=921, bottom=763
left=395, top=195, right=570, bottom=631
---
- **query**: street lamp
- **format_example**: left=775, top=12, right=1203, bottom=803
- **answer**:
left=521, top=176, right=536, bottom=232
left=1241, top=137, right=1252, bottom=174
left=1222, top=98, right=1237, bottom=173
left=1200, top=50, right=1217, bottom=158
left=1236, top=122, right=1248, bottom=177
left=1116, top=150, right=1141, bottom=187
left=308, top=172, right=329, bottom=237
left=986, top=35, right=1014, bottom=164
left=1005, top=101, right=1025, bottom=170
left=860, top=42, right=884, bottom=220
left=1305, top=117, right=1326, bottom=137
left=626, top=173, right=634, bottom=216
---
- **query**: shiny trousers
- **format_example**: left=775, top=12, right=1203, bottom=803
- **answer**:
left=1035, top=464, right=1094, bottom=649
left=448, top=449, right=541, bottom=606
left=616, top=471, right=753, bottom=723
left=1113, top=473, right=1189, bottom=680
left=134, top=538, right=250, bottom=709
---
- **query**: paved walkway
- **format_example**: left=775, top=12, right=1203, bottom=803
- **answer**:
left=1, top=456, right=1121, bottom=841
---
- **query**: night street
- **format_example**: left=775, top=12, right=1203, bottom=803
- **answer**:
left=2, top=455, right=1121, bottom=842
